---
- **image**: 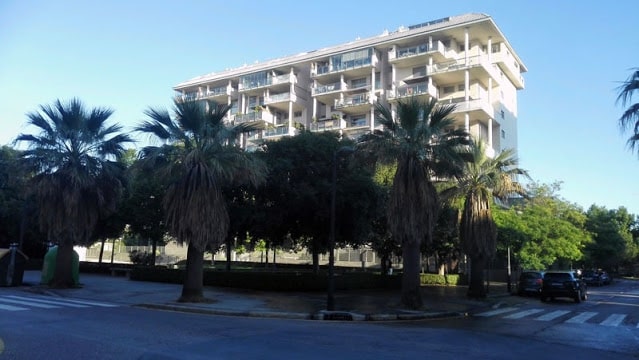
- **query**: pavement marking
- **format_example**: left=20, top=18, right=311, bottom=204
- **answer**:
left=0, top=303, right=28, bottom=311
left=600, top=314, right=626, bottom=327
left=565, top=311, right=598, bottom=324
left=475, top=307, right=519, bottom=317
left=503, top=309, right=544, bottom=319
left=54, top=298, right=119, bottom=307
left=4, top=295, right=89, bottom=308
left=535, top=310, right=571, bottom=321
left=0, top=297, right=60, bottom=309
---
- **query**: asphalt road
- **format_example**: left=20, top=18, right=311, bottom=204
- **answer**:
left=1, top=282, right=638, bottom=360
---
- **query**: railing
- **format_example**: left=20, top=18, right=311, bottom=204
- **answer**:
left=390, top=40, right=445, bottom=61
left=264, top=126, right=290, bottom=137
left=310, top=120, right=341, bottom=131
left=234, top=111, right=264, bottom=123
left=429, top=55, right=501, bottom=80
left=314, top=58, right=372, bottom=76
left=445, top=97, right=494, bottom=117
left=348, top=118, right=367, bottom=127
left=240, top=74, right=294, bottom=91
left=265, top=92, right=291, bottom=103
left=206, top=86, right=227, bottom=97
left=313, top=82, right=342, bottom=95
left=335, top=94, right=369, bottom=108
left=272, top=73, right=292, bottom=84
left=393, top=82, right=431, bottom=98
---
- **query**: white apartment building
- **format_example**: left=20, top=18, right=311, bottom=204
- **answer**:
left=174, top=13, right=526, bottom=156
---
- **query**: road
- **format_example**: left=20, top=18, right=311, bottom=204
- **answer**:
left=0, top=280, right=637, bottom=359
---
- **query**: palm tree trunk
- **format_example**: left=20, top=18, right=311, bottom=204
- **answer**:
left=225, top=237, right=232, bottom=272
left=151, top=239, right=157, bottom=266
left=98, top=239, right=105, bottom=264
left=468, top=256, right=487, bottom=298
left=51, top=242, right=74, bottom=288
left=179, top=243, right=205, bottom=302
left=401, top=240, right=423, bottom=309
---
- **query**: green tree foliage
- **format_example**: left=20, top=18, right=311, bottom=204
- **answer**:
left=254, top=131, right=377, bottom=273
left=358, top=97, right=469, bottom=309
left=584, top=205, right=638, bottom=272
left=15, top=98, right=132, bottom=287
left=494, top=182, right=591, bottom=270
left=135, top=99, right=265, bottom=302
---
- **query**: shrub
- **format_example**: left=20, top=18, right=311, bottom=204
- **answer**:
left=129, top=250, right=154, bottom=266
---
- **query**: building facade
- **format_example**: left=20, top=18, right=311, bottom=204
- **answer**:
left=174, top=13, right=526, bottom=156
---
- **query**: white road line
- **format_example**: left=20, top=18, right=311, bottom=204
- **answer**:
left=4, top=296, right=89, bottom=308
left=565, top=312, right=598, bottom=324
left=54, top=298, right=118, bottom=307
left=0, top=303, right=28, bottom=311
left=600, top=314, right=626, bottom=327
left=475, top=307, right=519, bottom=317
left=503, top=309, right=544, bottom=319
left=0, top=297, right=60, bottom=309
left=535, top=310, right=571, bottom=321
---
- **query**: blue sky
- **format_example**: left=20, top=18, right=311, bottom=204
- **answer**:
left=1, top=0, right=638, bottom=215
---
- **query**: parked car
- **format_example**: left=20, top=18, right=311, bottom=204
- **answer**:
left=582, top=269, right=612, bottom=286
left=540, top=271, right=588, bottom=303
left=517, top=271, right=544, bottom=296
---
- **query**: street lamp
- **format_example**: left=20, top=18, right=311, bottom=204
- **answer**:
left=327, top=146, right=354, bottom=311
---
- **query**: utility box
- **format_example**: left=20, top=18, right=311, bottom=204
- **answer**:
left=0, top=244, right=29, bottom=286
left=41, top=246, right=80, bottom=286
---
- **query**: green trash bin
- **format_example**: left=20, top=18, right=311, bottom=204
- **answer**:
left=41, top=246, right=80, bottom=286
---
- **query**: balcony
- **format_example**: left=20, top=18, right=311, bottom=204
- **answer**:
left=234, top=111, right=271, bottom=124
left=239, top=73, right=295, bottom=91
left=388, top=82, right=437, bottom=100
left=491, top=44, right=525, bottom=89
left=264, top=126, right=291, bottom=138
left=389, top=40, right=446, bottom=65
left=446, top=97, right=495, bottom=119
left=312, top=58, right=372, bottom=77
left=335, top=94, right=370, bottom=109
left=264, top=92, right=292, bottom=104
left=310, top=119, right=342, bottom=132
left=429, top=55, right=502, bottom=87
left=313, top=82, right=342, bottom=96
left=347, top=117, right=368, bottom=129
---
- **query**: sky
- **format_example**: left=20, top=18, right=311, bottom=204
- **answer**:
left=1, top=0, right=638, bottom=215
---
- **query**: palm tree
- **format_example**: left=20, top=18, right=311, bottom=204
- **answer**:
left=135, top=99, right=266, bottom=302
left=358, top=97, right=469, bottom=309
left=15, top=98, right=132, bottom=288
left=442, top=140, right=529, bottom=298
left=616, top=68, right=639, bottom=153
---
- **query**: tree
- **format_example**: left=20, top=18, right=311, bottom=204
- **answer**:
left=584, top=205, right=638, bottom=272
left=135, top=99, right=265, bottom=302
left=616, top=68, right=639, bottom=153
left=15, top=98, right=132, bottom=287
left=358, top=97, right=469, bottom=309
left=442, top=140, right=529, bottom=298
left=494, top=182, right=592, bottom=270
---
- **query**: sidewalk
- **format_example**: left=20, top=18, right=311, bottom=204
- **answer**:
left=16, top=270, right=526, bottom=321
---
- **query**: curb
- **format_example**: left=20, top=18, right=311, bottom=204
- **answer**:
left=136, top=303, right=465, bottom=322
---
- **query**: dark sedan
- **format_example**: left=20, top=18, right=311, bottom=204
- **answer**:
left=517, top=271, right=544, bottom=296
left=540, top=271, right=588, bottom=303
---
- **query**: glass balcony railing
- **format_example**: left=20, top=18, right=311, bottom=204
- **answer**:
left=205, top=86, right=227, bottom=97
left=313, top=82, right=341, bottom=95
left=348, top=118, right=367, bottom=128
left=264, top=126, right=290, bottom=137
left=314, top=58, right=372, bottom=76
left=335, top=94, right=369, bottom=108
left=310, top=120, right=341, bottom=131
left=265, top=93, right=291, bottom=103
left=397, top=44, right=429, bottom=58
left=234, top=111, right=265, bottom=124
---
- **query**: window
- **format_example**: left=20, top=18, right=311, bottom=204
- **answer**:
left=501, top=129, right=506, bottom=139
left=459, top=45, right=465, bottom=51
left=443, top=86, right=455, bottom=94
left=500, top=110, right=505, bottom=119
left=294, top=111, right=302, bottom=118
left=457, top=84, right=465, bottom=92
left=412, top=66, right=426, bottom=77
left=351, top=78, right=367, bottom=88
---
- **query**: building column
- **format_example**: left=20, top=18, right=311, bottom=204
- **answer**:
left=391, top=64, right=396, bottom=95
left=488, top=37, right=492, bottom=61
left=288, top=101, right=294, bottom=135
left=464, top=27, right=469, bottom=65
left=371, top=68, right=376, bottom=101
left=370, top=106, right=375, bottom=132
left=465, top=113, right=470, bottom=132
left=488, top=117, right=493, bottom=148
left=428, top=35, right=433, bottom=49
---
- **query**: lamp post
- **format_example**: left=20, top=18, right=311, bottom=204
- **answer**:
left=327, top=146, right=354, bottom=311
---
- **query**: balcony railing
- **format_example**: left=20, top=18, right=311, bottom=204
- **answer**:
left=335, top=94, right=369, bottom=109
left=234, top=111, right=266, bottom=124
left=390, top=41, right=445, bottom=61
left=240, top=74, right=294, bottom=91
left=264, top=126, right=290, bottom=137
left=445, top=97, right=494, bottom=117
left=313, top=82, right=342, bottom=95
left=205, top=86, right=228, bottom=97
left=429, top=55, right=501, bottom=81
left=310, top=120, right=341, bottom=132
left=390, top=82, right=437, bottom=98
left=348, top=118, right=367, bottom=128
left=265, top=92, right=291, bottom=104
left=314, top=58, right=372, bottom=76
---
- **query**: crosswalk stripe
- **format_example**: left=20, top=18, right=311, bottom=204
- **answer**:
left=0, top=297, right=60, bottom=309
left=0, top=303, right=28, bottom=311
left=535, top=310, right=571, bottom=321
left=600, top=314, right=626, bottom=327
left=54, top=298, right=118, bottom=307
left=503, top=309, right=544, bottom=319
left=475, top=307, right=519, bottom=317
left=3, top=296, right=89, bottom=308
left=565, top=312, right=598, bottom=324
